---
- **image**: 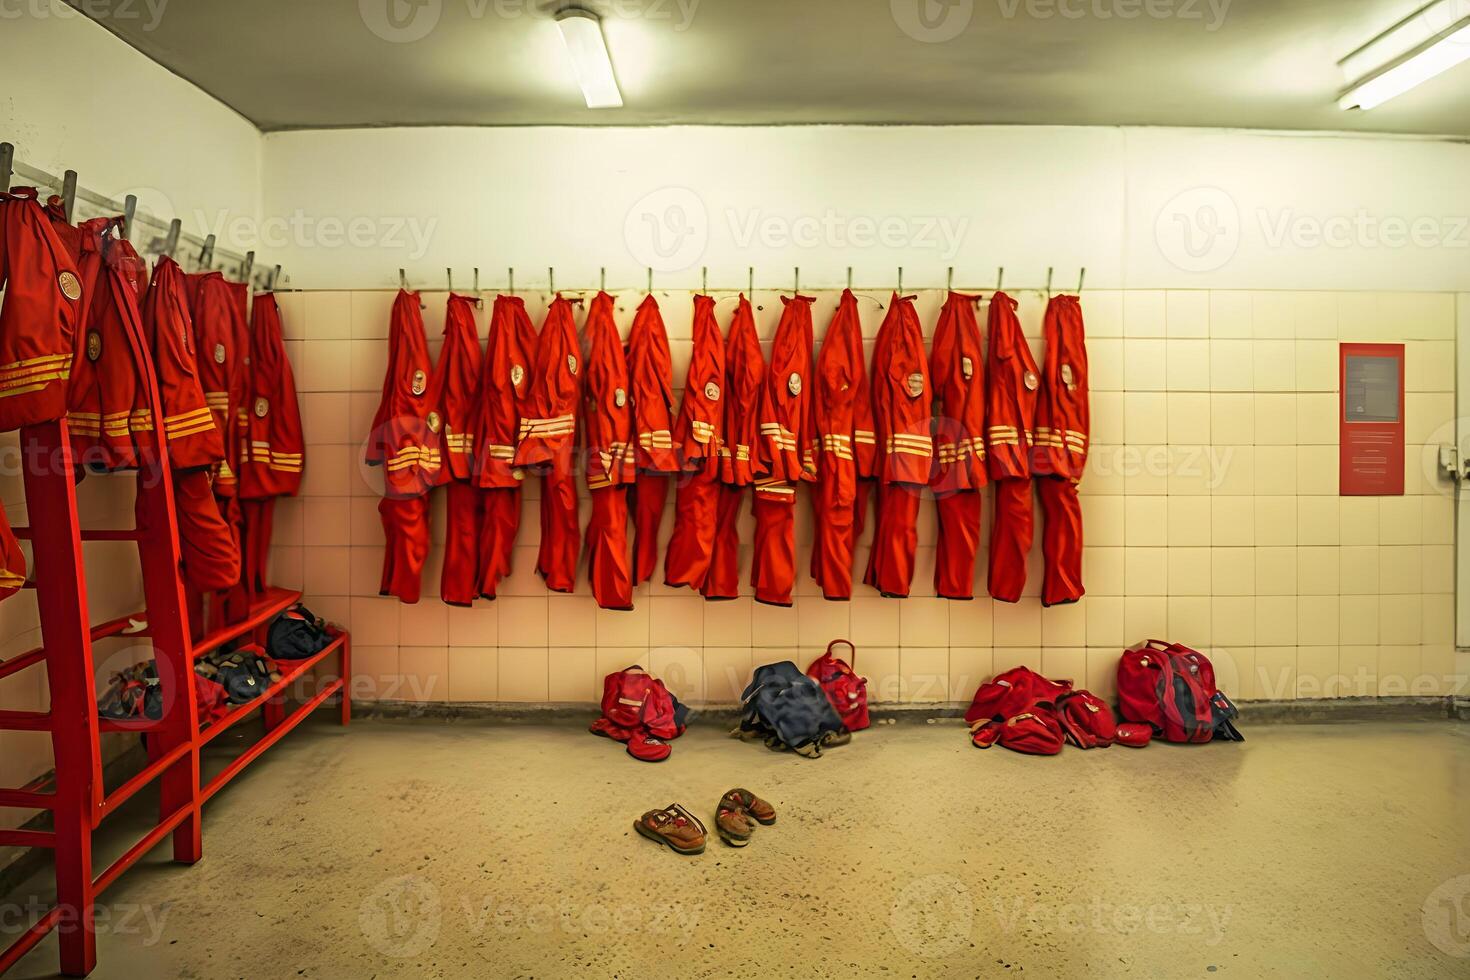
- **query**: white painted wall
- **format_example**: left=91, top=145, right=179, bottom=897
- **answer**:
left=0, top=0, right=260, bottom=241
left=261, top=126, right=1470, bottom=293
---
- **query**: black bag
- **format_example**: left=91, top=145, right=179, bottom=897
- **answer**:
left=737, top=661, right=849, bottom=758
left=197, top=648, right=279, bottom=705
left=267, top=604, right=333, bottom=661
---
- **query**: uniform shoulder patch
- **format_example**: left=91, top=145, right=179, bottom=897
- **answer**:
left=614, top=387, right=627, bottom=408
left=411, top=369, right=427, bottom=396
left=1023, top=370, right=1039, bottom=391
left=254, top=397, right=269, bottom=418
left=704, top=381, right=720, bottom=402
left=427, top=411, right=441, bottom=433
left=58, top=271, right=82, bottom=302
left=787, top=372, right=802, bottom=396
left=905, top=372, right=924, bottom=398
left=86, top=331, right=101, bottom=362
left=961, top=356, right=974, bottom=380
left=511, top=364, right=525, bottom=387
left=567, top=354, right=578, bottom=375
left=213, top=343, right=227, bottom=365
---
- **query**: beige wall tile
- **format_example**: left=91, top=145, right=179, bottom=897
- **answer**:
left=1124, top=548, right=1166, bottom=595
left=900, top=648, right=950, bottom=703
left=1210, top=393, right=1254, bottom=444
left=398, top=646, right=450, bottom=702
left=1166, top=339, right=1210, bottom=391
left=1167, top=597, right=1211, bottom=646
left=1124, top=291, right=1167, bottom=338
left=899, top=597, right=950, bottom=648
left=1297, top=547, right=1341, bottom=596
left=448, top=603, right=499, bottom=647
left=703, top=596, right=754, bottom=647
left=1297, top=596, right=1339, bottom=646
left=648, top=647, right=702, bottom=702
left=1124, top=339, right=1167, bottom=391
left=1339, top=595, right=1379, bottom=646
left=993, top=600, right=1041, bottom=646
left=1165, top=291, right=1209, bottom=338
left=1040, top=601, right=1086, bottom=647
left=1124, top=497, right=1167, bottom=547
left=448, top=647, right=498, bottom=701
left=400, top=600, right=448, bottom=646
left=650, top=595, right=707, bottom=647
left=752, top=600, right=800, bottom=646
left=498, top=647, right=549, bottom=702
left=949, top=647, right=994, bottom=700
left=1208, top=292, right=1252, bottom=338
left=1212, top=597, right=1256, bottom=647
left=1166, top=497, right=1211, bottom=547
left=1254, top=547, right=1298, bottom=596
left=1125, top=597, right=1167, bottom=641
left=1252, top=646, right=1296, bottom=700
left=704, top=648, right=753, bottom=702
left=862, top=646, right=903, bottom=703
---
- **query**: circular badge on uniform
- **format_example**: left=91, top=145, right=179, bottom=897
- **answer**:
left=213, top=343, right=227, bottom=365
left=427, top=411, right=441, bottom=433
left=86, top=331, right=101, bottom=362
left=512, top=468, right=525, bottom=482
left=567, top=354, right=578, bottom=375
left=905, top=372, right=924, bottom=398
left=704, top=381, right=721, bottom=402
left=57, top=271, right=82, bottom=302
left=1061, top=364, right=1075, bottom=387
left=961, top=356, right=974, bottom=380
left=254, top=397, right=269, bottom=418
left=787, top=372, right=802, bottom=396
left=511, top=364, right=525, bottom=387
left=1023, top=370, right=1039, bottom=391
left=411, top=369, right=427, bottom=396
left=614, top=387, right=627, bottom=408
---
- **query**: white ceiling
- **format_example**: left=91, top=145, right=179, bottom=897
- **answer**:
left=73, top=0, right=1470, bottom=135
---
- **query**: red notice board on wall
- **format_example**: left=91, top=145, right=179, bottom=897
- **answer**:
left=1339, top=343, right=1404, bottom=496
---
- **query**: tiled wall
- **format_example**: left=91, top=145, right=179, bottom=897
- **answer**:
left=269, top=287, right=1463, bottom=707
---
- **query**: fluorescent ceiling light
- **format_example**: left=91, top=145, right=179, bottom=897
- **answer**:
left=555, top=7, right=623, bottom=109
left=1339, top=1, right=1470, bottom=109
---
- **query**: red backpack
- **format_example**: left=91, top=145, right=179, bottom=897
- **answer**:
left=806, top=640, right=869, bottom=732
left=1117, top=641, right=1244, bottom=744
left=1056, top=690, right=1117, bottom=749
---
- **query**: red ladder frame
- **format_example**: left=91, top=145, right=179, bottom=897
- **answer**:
left=0, top=419, right=350, bottom=976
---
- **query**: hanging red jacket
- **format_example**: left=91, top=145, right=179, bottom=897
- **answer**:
left=664, top=294, right=726, bottom=592
left=626, top=295, right=678, bottom=585
left=0, top=188, right=85, bottom=601
left=238, top=291, right=300, bottom=605
left=63, top=217, right=155, bottom=471
left=142, top=256, right=237, bottom=594
left=1033, top=294, right=1089, bottom=606
left=751, top=293, right=817, bottom=607
left=582, top=291, right=635, bottom=610
left=703, top=295, right=764, bottom=601
left=810, top=289, right=874, bottom=600
left=986, top=291, right=1040, bottom=603
left=862, top=293, right=931, bottom=599
left=432, top=293, right=485, bottom=606
left=367, top=289, right=443, bottom=603
left=515, top=295, right=581, bottom=593
left=187, top=271, right=249, bottom=497
left=930, top=291, right=988, bottom=600
left=472, top=294, right=538, bottom=598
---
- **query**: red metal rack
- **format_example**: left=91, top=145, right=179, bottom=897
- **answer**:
left=0, top=418, right=350, bottom=977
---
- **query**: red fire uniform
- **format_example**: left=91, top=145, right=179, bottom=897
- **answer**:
left=664, top=294, right=726, bottom=592
left=187, top=271, right=249, bottom=497
left=626, top=295, right=678, bottom=585
left=863, top=293, right=932, bottom=599
left=0, top=188, right=85, bottom=599
left=366, top=290, right=443, bottom=603
left=142, top=256, right=237, bottom=593
left=929, top=291, right=988, bottom=600
left=63, top=217, right=155, bottom=471
left=582, top=291, right=635, bottom=609
left=810, top=289, right=875, bottom=600
left=515, top=295, right=580, bottom=594
left=752, top=294, right=817, bottom=607
left=985, top=291, right=1040, bottom=603
left=471, top=295, right=537, bottom=598
left=1033, top=295, right=1089, bottom=606
left=703, top=295, right=764, bottom=601
left=428, top=294, right=485, bottom=606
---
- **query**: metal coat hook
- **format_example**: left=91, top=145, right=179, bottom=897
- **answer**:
left=243, top=250, right=255, bottom=287
left=508, top=267, right=515, bottom=295
left=1046, top=267, right=1054, bottom=297
left=270, top=265, right=282, bottom=290
left=0, top=142, right=13, bottom=190
left=947, top=267, right=954, bottom=292
left=647, top=267, right=653, bottom=293
left=847, top=267, right=853, bottom=290
left=201, top=234, right=216, bottom=268
left=61, top=170, right=77, bottom=224
left=747, top=267, right=753, bottom=296
left=996, top=267, right=1005, bottom=291
left=122, top=194, right=137, bottom=241
left=599, top=267, right=606, bottom=292
left=164, top=218, right=181, bottom=258
left=399, top=268, right=408, bottom=290
left=1077, top=267, right=1086, bottom=293
left=702, top=267, right=708, bottom=295
left=897, top=267, right=903, bottom=294
left=473, top=267, right=483, bottom=306
left=794, top=267, right=800, bottom=295
left=447, top=267, right=454, bottom=293
left=549, top=267, right=555, bottom=294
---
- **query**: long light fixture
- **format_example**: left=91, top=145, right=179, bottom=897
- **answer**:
left=555, top=7, right=623, bottom=109
left=1338, top=0, right=1470, bottom=109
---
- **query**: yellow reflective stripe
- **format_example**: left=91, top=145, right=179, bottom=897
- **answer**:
left=0, top=371, right=69, bottom=397
left=0, top=353, right=71, bottom=375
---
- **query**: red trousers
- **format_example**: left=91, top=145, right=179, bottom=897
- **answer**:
left=633, top=473, right=668, bottom=584
left=751, top=486, right=796, bottom=606
left=1038, top=477, right=1084, bottom=606
left=168, top=469, right=241, bottom=593
left=810, top=472, right=858, bottom=601
left=240, top=497, right=274, bottom=600
left=537, top=472, right=579, bottom=594
left=935, top=490, right=982, bottom=600
left=988, top=478, right=1033, bottom=603
left=478, top=487, right=522, bottom=599
left=442, top=480, right=483, bottom=607
left=702, top=484, right=745, bottom=601
left=587, top=485, right=633, bottom=610
left=214, top=492, right=249, bottom=625
left=664, top=471, right=719, bottom=591
left=379, top=495, right=430, bottom=603
left=863, top=484, right=921, bottom=598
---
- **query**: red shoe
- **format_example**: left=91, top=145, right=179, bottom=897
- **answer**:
left=627, top=733, right=672, bottom=762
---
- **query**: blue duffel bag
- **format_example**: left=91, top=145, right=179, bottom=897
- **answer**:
left=736, top=661, right=851, bottom=758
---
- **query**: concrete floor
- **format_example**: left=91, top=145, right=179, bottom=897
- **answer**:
left=6, top=717, right=1470, bottom=978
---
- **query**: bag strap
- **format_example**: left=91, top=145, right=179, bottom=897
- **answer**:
left=826, top=638, right=856, bottom=669
left=1142, top=639, right=1172, bottom=652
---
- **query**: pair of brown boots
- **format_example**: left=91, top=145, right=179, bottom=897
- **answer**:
left=634, top=789, right=776, bottom=855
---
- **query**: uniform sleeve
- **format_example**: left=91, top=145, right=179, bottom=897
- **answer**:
left=0, top=192, right=82, bottom=431
left=145, top=259, right=223, bottom=471
left=672, top=297, right=725, bottom=466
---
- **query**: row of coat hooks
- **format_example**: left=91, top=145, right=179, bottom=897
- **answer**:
left=396, top=264, right=1087, bottom=302
left=0, top=140, right=284, bottom=292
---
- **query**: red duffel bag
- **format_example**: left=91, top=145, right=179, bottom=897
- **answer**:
left=1117, top=640, right=1243, bottom=744
left=807, top=639, right=868, bottom=732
